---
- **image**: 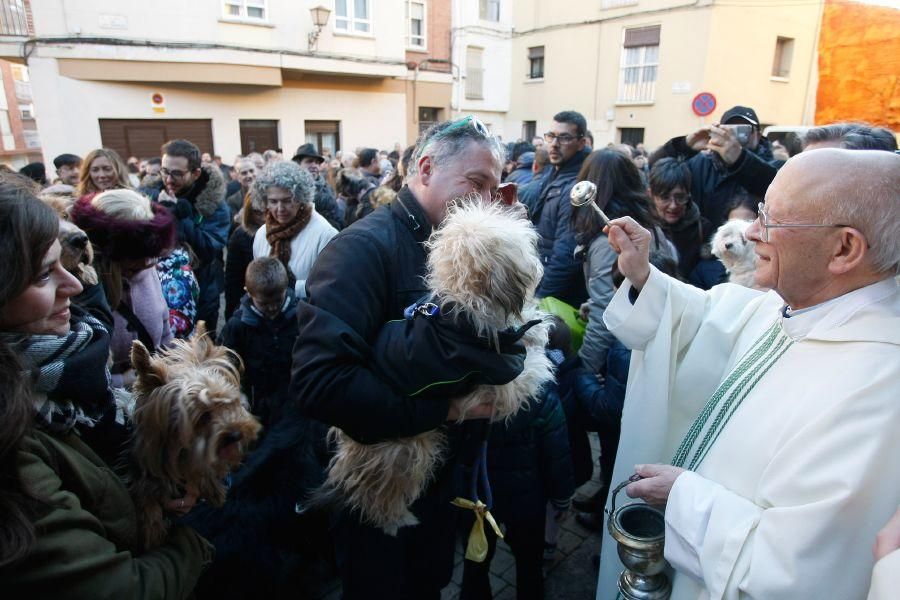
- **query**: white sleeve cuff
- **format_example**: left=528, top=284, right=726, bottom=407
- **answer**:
left=603, top=265, right=669, bottom=351
left=664, top=471, right=762, bottom=595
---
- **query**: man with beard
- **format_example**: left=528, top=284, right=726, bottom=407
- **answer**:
left=521, top=110, right=592, bottom=308
left=292, top=116, right=513, bottom=600
left=291, top=143, right=342, bottom=230
left=157, top=139, right=230, bottom=332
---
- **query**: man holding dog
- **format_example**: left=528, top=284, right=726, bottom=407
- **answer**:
left=595, top=148, right=900, bottom=599
left=292, top=116, right=510, bottom=599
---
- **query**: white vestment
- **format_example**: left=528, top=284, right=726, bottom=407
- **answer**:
left=867, top=547, right=900, bottom=600
left=596, top=269, right=900, bottom=600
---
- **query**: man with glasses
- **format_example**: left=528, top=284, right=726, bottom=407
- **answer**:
left=521, top=110, right=592, bottom=308
left=649, top=105, right=780, bottom=229
left=596, top=148, right=900, bottom=599
left=155, top=138, right=230, bottom=332
left=292, top=116, right=513, bottom=600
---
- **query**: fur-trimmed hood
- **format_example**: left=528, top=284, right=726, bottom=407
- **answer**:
left=182, top=165, right=227, bottom=218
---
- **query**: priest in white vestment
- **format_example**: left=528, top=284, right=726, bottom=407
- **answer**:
left=595, top=148, right=900, bottom=600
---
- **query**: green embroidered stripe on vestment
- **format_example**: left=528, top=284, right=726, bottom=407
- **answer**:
left=672, top=320, right=793, bottom=469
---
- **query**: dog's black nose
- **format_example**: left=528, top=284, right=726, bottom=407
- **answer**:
left=725, top=242, right=733, bottom=250
left=70, top=233, right=89, bottom=249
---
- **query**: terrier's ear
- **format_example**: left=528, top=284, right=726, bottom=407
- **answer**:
left=190, top=320, right=215, bottom=361
left=131, top=340, right=166, bottom=390
left=194, top=321, right=208, bottom=338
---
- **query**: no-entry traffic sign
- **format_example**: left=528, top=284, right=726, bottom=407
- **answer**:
left=692, top=92, right=717, bottom=117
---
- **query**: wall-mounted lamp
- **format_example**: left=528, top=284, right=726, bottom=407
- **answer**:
left=308, top=5, right=331, bottom=51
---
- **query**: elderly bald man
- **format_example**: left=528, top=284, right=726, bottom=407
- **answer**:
left=595, top=148, right=900, bottom=600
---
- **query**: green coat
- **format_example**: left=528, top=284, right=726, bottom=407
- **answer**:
left=1, top=428, right=214, bottom=599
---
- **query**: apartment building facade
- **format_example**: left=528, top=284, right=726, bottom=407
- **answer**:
left=0, top=0, right=41, bottom=168
left=451, top=0, right=513, bottom=139
left=4, top=0, right=451, bottom=164
left=504, top=0, right=820, bottom=148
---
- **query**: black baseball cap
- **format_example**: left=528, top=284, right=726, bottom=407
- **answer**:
left=721, top=106, right=759, bottom=127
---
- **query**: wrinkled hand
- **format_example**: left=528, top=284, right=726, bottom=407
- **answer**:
left=447, top=396, right=495, bottom=422
left=686, top=127, right=712, bottom=152
left=625, top=464, right=686, bottom=507
left=708, top=125, right=743, bottom=166
left=164, top=485, right=200, bottom=518
left=874, top=507, right=900, bottom=561
left=605, top=217, right=652, bottom=291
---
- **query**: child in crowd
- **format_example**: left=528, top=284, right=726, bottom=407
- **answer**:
left=457, top=318, right=575, bottom=600
left=219, top=257, right=298, bottom=429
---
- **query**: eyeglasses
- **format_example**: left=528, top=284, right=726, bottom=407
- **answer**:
left=543, top=132, right=583, bottom=146
left=159, top=168, right=192, bottom=180
left=433, top=115, right=490, bottom=140
left=656, top=192, right=691, bottom=206
left=756, top=202, right=850, bottom=243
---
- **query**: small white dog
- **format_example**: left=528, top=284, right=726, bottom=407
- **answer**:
left=711, top=219, right=759, bottom=288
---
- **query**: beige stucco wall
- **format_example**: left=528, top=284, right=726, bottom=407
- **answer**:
left=31, top=57, right=408, bottom=164
left=506, top=0, right=819, bottom=149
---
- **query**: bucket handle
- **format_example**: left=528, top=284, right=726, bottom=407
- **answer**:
left=608, top=473, right=644, bottom=515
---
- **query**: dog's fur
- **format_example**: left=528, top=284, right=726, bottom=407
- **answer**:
left=39, top=192, right=98, bottom=285
left=129, top=323, right=261, bottom=549
left=711, top=218, right=759, bottom=288
left=320, top=198, right=556, bottom=535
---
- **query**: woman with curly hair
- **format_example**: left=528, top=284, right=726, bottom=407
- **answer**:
left=252, top=161, right=338, bottom=299
left=76, top=148, right=132, bottom=198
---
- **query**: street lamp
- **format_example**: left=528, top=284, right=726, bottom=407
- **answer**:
left=308, top=5, right=331, bottom=52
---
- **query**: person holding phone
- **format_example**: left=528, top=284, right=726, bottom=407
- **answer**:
left=648, top=105, right=781, bottom=228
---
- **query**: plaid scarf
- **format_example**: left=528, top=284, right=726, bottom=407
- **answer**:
left=0, top=308, right=114, bottom=434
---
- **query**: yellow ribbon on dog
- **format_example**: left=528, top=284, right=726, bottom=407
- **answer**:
left=451, top=497, right=504, bottom=563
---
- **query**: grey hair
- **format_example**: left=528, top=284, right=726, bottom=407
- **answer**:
left=408, top=118, right=505, bottom=177
left=818, top=152, right=900, bottom=275
left=252, top=160, right=314, bottom=204
left=803, top=123, right=898, bottom=152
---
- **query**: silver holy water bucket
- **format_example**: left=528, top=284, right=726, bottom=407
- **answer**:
left=606, top=475, right=672, bottom=600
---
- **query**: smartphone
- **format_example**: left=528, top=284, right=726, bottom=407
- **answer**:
left=722, top=124, right=753, bottom=146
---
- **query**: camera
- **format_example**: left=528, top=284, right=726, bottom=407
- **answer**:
left=723, top=124, right=753, bottom=146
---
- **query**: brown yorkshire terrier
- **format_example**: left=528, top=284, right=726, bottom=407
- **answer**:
left=129, top=323, right=261, bottom=549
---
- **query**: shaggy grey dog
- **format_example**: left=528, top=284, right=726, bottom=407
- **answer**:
left=318, top=198, right=555, bottom=535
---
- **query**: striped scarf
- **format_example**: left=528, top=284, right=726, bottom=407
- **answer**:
left=672, top=320, right=794, bottom=471
left=0, top=309, right=114, bottom=434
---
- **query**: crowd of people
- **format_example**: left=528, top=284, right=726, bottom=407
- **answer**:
left=0, top=106, right=897, bottom=600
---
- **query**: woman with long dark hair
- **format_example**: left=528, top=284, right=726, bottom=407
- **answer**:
left=0, top=183, right=212, bottom=595
left=571, top=149, right=674, bottom=374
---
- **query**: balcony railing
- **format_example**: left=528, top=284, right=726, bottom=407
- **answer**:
left=0, top=0, right=31, bottom=37
left=465, top=68, right=484, bottom=100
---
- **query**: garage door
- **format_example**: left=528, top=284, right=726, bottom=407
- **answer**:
left=99, top=119, right=214, bottom=160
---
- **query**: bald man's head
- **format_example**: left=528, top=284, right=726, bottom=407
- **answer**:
left=773, top=148, right=900, bottom=275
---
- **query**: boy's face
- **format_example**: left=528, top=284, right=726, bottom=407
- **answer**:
left=248, top=288, right=286, bottom=320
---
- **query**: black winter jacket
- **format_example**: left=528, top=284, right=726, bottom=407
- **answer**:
left=529, top=148, right=592, bottom=308
left=291, top=186, right=455, bottom=443
left=224, top=226, right=255, bottom=320
left=650, top=136, right=779, bottom=229
left=456, top=378, right=575, bottom=523
left=220, top=291, right=299, bottom=428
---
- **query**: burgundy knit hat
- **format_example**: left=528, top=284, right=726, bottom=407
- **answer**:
left=71, top=193, right=177, bottom=261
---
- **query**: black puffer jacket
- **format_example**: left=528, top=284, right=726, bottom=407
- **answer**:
left=528, top=148, right=591, bottom=308
left=456, top=379, right=575, bottom=523
left=650, top=136, right=779, bottom=229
